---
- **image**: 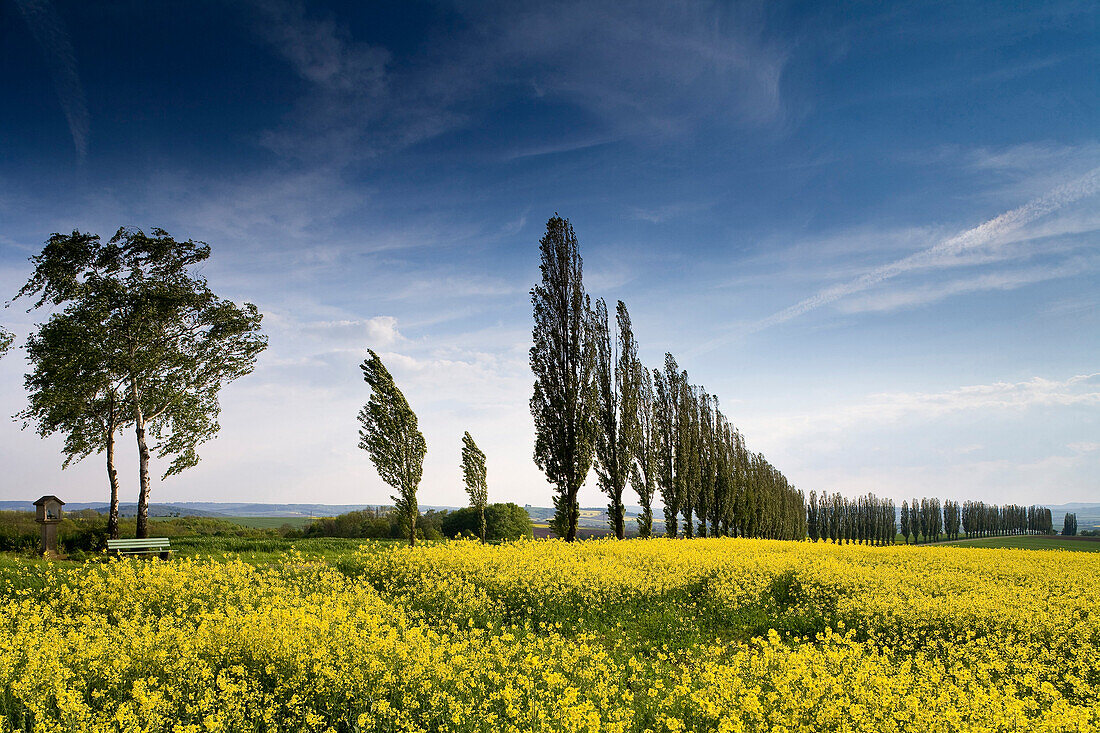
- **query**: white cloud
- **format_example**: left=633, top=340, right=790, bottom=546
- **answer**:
left=752, top=373, right=1100, bottom=441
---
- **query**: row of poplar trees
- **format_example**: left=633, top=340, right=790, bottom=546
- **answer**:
left=806, top=491, right=896, bottom=545
left=960, top=501, right=1053, bottom=537
left=529, top=215, right=805, bottom=541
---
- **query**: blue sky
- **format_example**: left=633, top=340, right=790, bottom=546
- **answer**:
left=1, top=0, right=1097, bottom=508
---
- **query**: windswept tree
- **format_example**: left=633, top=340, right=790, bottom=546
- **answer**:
left=359, top=350, right=426, bottom=547
left=592, top=299, right=641, bottom=539
left=460, top=431, right=489, bottom=543
left=632, top=362, right=659, bottom=537
left=530, top=215, right=598, bottom=542
left=16, top=228, right=266, bottom=538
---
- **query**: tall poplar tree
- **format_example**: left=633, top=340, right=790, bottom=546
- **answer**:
left=654, top=354, right=680, bottom=537
left=16, top=228, right=266, bottom=538
left=530, top=215, right=597, bottom=541
left=632, top=362, right=659, bottom=537
left=675, top=375, right=699, bottom=538
left=460, top=431, right=489, bottom=543
left=593, top=299, right=641, bottom=539
left=359, top=350, right=426, bottom=547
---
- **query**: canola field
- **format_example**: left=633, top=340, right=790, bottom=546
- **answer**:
left=2, top=538, right=1099, bottom=732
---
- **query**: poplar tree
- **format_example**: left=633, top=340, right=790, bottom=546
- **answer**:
left=460, top=431, right=488, bottom=543
left=530, top=215, right=598, bottom=541
left=675, top=375, right=699, bottom=538
left=900, top=500, right=911, bottom=544
left=359, top=350, right=426, bottom=547
left=807, top=490, right=820, bottom=541
left=632, top=362, right=659, bottom=537
left=16, top=228, right=266, bottom=538
left=593, top=299, right=641, bottom=539
left=653, top=354, right=680, bottom=537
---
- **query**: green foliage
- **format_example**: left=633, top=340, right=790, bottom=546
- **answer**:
left=358, top=350, right=427, bottom=547
left=460, top=431, right=488, bottom=542
left=0, top=326, right=12, bottom=357
left=301, top=508, right=444, bottom=542
left=440, top=503, right=533, bottom=542
left=529, top=215, right=598, bottom=542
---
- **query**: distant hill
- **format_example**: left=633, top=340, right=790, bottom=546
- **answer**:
left=3, top=499, right=1094, bottom=532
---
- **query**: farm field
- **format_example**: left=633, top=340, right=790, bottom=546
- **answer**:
left=207, top=515, right=315, bottom=530
left=936, top=535, right=1100, bottom=552
left=3, top=538, right=1100, bottom=732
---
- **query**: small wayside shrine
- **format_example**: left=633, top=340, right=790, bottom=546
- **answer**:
left=34, top=495, right=65, bottom=556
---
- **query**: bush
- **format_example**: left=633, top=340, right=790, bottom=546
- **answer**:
left=440, top=503, right=533, bottom=542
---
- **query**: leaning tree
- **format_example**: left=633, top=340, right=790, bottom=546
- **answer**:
left=529, top=215, right=597, bottom=542
left=359, top=349, right=426, bottom=547
left=16, top=228, right=266, bottom=538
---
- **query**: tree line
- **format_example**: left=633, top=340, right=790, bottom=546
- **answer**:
left=530, top=215, right=805, bottom=542
left=1063, top=512, right=1078, bottom=536
left=807, top=491, right=897, bottom=545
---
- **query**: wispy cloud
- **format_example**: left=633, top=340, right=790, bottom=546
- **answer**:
left=12, top=0, right=88, bottom=160
left=836, top=256, right=1100, bottom=314
left=751, top=166, right=1100, bottom=331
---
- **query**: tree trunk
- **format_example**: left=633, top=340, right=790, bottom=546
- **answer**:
left=133, top=403, right=151, bottom=539
left=614, top=497, right=625, bottom=540
left=408, top=507, right=416, bottom=547
left=565, top=486, right=578, bottom=541
left=105, top=427, right=121, bottom=540
left=479, top=505, right=486, bottom=544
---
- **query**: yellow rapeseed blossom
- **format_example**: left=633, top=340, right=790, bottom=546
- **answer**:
left=1, top=538, right=1099, bottom=731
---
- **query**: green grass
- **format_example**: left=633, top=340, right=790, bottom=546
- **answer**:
left=939, top=535, right=1100, bottom=552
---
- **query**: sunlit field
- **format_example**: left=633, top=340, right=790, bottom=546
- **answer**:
left=3, top=538, right=1099, bottom=732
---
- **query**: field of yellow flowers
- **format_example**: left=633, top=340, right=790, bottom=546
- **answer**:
left=2, top=538, right=1098, bottom=732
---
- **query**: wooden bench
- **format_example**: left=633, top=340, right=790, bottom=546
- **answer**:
left=107, top=537, right=172, bottom=559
